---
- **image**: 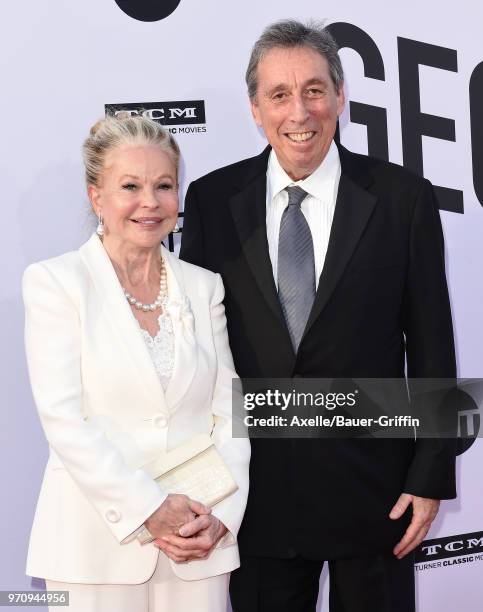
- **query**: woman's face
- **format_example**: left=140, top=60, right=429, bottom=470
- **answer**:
left=89, top=144, right=179, bottom=251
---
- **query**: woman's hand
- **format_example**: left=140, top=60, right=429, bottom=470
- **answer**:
left=144, top=494, right=211, bottom=540
left=154, top=514, right=228, bottom=563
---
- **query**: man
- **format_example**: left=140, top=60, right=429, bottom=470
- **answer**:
left=180, top=20, right=456, bottom=612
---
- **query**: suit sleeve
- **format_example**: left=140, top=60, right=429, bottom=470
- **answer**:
left=23, top=262, right=167, bottom=542
left=402, top=179, right=457, bottom=499
left=208, top=274, right=250, bottom=545
left=180, top=181, right=206, bottom=267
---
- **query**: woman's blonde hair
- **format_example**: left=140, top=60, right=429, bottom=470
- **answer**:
left=82, top=113, right=180, bottom=187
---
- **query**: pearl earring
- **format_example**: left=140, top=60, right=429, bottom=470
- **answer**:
left=173, top=222, right=180, bottom=233
left=96, top=213, right=104, bottom=237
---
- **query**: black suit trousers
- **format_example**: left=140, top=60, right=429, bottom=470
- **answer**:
left=229, top=552, right=415, bottom=612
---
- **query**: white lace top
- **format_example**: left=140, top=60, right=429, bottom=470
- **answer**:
left=136, top=297, right=175, bottom=390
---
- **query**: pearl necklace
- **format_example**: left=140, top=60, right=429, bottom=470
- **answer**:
left=123, top=259, right=168, bottom=312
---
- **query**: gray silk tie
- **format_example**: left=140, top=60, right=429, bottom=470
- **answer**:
left=277, top=186, right=316, bottom=351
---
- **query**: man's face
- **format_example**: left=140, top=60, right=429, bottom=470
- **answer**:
left=251, top=45, right=345, bottom=181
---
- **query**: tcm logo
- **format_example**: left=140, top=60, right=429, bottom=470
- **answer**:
left=415, top=531, right=483, bottom=563
left=114, top=0, right=182, bottom=22
left=105, top=101, right=206, bottom=127
left=455, top=380, right=482, bottom=456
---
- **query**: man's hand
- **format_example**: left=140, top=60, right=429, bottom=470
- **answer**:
left=154, top=514, right=228, bottom=563
left=389, top=493, right=440, bottom=559
left=145, top=494, right=211, bottom=540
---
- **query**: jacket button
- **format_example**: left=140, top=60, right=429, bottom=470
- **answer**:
left=153, top=414, right=168, bottom=429
left=105, top=508, right=121, bottom=523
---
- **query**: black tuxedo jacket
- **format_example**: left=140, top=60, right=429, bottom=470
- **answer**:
left=180, top=144, right=457, bottom=560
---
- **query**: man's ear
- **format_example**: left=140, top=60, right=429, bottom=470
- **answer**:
left=88, top=184, right=101, bottom=217
left=336, top=84, right=346, bottom=117
left=250, top=97, right=262, bottom=127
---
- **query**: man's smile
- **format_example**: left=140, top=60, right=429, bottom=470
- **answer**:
left=285, top=131, right=316, bottom=142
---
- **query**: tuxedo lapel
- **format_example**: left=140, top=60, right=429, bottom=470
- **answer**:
left=227, top=145, right=377, bottom=356
left=302, top=148, right=378, bottom=339
left=79, top=234, right=169, bottom=414
left=228, top=149, right=291, bottom=340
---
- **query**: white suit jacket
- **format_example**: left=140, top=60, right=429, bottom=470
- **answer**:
left=23, top=234, right=250, bottom=584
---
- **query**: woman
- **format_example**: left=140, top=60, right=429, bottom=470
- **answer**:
left=23, top=114, right=250, bottom=612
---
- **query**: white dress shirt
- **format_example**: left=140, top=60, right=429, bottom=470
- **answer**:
left=266, top=141, right=341, bottom=290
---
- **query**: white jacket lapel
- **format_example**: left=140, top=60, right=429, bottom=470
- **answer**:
left=161, top=245, right=198, bottom=413
left=79, top=234, right=169, bottom=415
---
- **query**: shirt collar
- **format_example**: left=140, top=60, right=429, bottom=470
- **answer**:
left=267, top=140, right=340, bottom=202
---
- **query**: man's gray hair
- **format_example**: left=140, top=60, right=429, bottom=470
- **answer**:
left=246, top=19, right=344, bottom=100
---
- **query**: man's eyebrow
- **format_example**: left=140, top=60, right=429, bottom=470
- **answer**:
left=265, top=77, right=329, bottom=96
left=304, top=77, right=329, bottom=87
left=265, top=83, right=290, bottom=96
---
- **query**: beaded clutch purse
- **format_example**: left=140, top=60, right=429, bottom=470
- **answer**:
left=141, top=434, right=238, bottom=508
